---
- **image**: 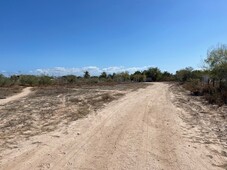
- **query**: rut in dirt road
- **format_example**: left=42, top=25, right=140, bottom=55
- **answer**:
left=0, top=83, right=226, bottom=170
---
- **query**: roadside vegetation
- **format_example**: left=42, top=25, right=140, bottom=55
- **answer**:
left=1, top=43, right=227, bottom=105
left=176, top=44, right=227, bottom=106
left=0, top=67, right=174, bottom=88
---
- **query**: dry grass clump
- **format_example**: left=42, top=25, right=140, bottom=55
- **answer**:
left=0, top=86, right=23, bottom=99
left=32, top=86, right=70, bottom=96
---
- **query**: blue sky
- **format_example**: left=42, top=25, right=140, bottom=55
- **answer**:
left=1, top=0, right=227, bottom=75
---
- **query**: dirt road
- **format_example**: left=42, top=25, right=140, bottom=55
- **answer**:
left=0, top=83, right=226, bottom=170
left=0, top=87, right=32, bottom=105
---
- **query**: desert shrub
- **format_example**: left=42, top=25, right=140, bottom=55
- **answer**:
left=183, top=79, right=202, bottom=96
left=113, top=72, right=130, bottom=82
left=10, top=75, right=20, bottom=85
left=0, top=75, right=12, bottom=86
left=175, top=67, right=193, bottom=82
left=101, top=93, right=113, bottom=101
left=160, top=71, right=175, bottom=81
left=57, top=75, right=77, bottom=85
left=184, top=80, right=227, bottom=105
left=204, top=93, right=222, bottom=105
left=89, top=78, right=99, bottom=84
left=221, top=91, right=227, bottom=104
left=38, top=75, right=53, bottom=86
left=19, top=75, right=39, bottom=86
left=201, top=85, right=216, bottom=95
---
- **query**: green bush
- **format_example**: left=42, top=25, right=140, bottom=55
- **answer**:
left=143, top=67, right=162, bottom=82
left=19, top=75, right=39, bottom=86
left=38, top=75, right=53, bottom=86
left=0, top=74, right=13, bottom=86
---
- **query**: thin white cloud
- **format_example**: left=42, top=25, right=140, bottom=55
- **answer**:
left=0, top=70, right=13, bottom=77
left=34, top=66, right=152, bottom=76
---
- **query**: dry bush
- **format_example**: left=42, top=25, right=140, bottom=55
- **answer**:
left=0, top=86, right=23, bottom=99
left=101, top=93, right=112, bottom=101
left=183, top=81, right=227, bottom=106
left=77, top=106, right=89, bottom=117
left=221, top=91, right=227, bottom=104
left=183, top=80, right=202, bottom=96
left=33, top=86, right=70, bottom=96
left=68, top=97, right=83, bottom=103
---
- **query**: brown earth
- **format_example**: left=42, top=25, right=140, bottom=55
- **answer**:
left=0, top=83, right=226, bottom=170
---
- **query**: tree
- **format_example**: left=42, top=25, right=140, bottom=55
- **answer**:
left=143, top=67, right=162, bottom=82
left=131, top=71, right=146, bottom=82
left=99, top=72, right=107, bottom=79
left=205, top=44, right=227, bottom=86
left=175, top=67, right=193, bottom=82
left=161, top=71, right=174, bottom=81
left=205, top=44, right=227, bottom=69
left=113, top=72, right=130, bottom=82
left=83, top=71, right=90, bottom=79
left=212, top=63, right=227, bottom=87
left=120, top=72, right=130, bottom=81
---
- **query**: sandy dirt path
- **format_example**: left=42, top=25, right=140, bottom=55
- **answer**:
left=0, top=83, right=226, bottom=170
left=0, top=87, right=32, bottom=105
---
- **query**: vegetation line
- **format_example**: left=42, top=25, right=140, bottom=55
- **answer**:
left=1, top=44, right=227, bottom=105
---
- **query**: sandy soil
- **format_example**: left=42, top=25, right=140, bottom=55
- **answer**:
left=0, top=83, right=226, bottom=170
left=170, top=83, right=227, bottom=169
left=0, top=84, right=147, bottom=155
